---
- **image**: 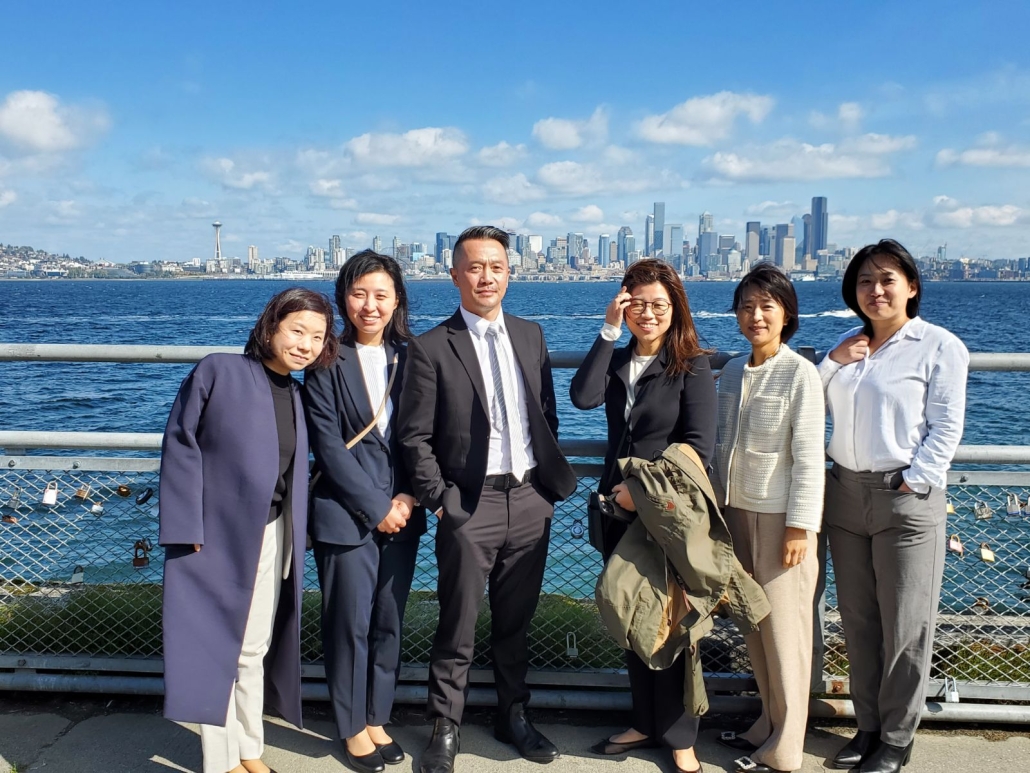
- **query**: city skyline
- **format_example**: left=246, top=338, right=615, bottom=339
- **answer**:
left=2, top=2, right=1030, bottom=263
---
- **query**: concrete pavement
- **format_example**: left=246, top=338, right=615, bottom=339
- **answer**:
left=0, top=698, right=1027, bottom=773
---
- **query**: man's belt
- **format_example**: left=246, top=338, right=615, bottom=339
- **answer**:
left=484, top=469, right=533, bottom=491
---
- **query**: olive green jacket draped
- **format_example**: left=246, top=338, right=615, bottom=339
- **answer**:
left=595, top=442, right=771, bottom=716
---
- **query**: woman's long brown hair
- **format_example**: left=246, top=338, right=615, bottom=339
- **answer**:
left=621, top=259, right=709, bottom=376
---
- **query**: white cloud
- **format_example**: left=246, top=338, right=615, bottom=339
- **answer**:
left=201, top=157, right=274, bottom=191
left=809, top=101, right=864, bottom=131
left=536, top=160, right=660, bottom=196
left=355, top=212, right=401, bottom=226
left=482, top=173, right=547, bottom=204
left=310, top=178, right=347, bottom=197
left=0, top=90, right=110, bottom=153
left=328, top=198, right=358, bottom=210
left=930, top=196, right=1027, bottom=228
left=829, top=213, right=864, bottom=233
left=345, top=127, right=468, bottom=167
left=869, top=209, right=925, bottom=231
left=936, top=133, right=1030, bottom=168
left=570, top=205, right=604, bottom=223
left=0, top=189, right=15, bottom=208
left=701, top=137, right=909, bottom=182
left=601, top=145, right=639, bottom=165
left=477, top=141, right=527, bottom=167
left=635, top=91, right=774, bottom=146
left=526, top=211, right=563, bottom=229
left=744, top=200, right=796, bottom=217
left=532, top=106, right=608, bottom=150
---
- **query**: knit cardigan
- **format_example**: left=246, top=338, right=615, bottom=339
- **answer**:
left=714, top=345, right=826, bottom=532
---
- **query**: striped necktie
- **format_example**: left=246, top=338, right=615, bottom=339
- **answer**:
left=486, top=323, right=528, bottom=480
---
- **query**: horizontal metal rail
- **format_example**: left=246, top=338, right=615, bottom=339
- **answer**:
left=2, top=343, right=1030, bottom=372
left=2, top=432, right=1030, bottom=466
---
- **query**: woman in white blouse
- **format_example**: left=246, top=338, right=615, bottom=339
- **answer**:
left=714, top=263, right=825, bottom=773
left=819, top=240, right=968, bottom=773
left=304, top=251, right=426, bottom=773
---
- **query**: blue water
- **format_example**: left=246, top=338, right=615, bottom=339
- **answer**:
left=1, top=279, right=1028, bottom=615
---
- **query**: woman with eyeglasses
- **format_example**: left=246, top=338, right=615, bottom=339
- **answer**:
left=571, top=259, right=717, bottom=773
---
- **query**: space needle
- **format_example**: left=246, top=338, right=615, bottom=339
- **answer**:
left=212, top=221, right=222, bottom=261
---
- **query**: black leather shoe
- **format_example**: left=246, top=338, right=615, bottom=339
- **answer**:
left=856, top=740, right=912, bottom=773
left=832, top=730, right=880, bottom=769
left=588, top=734, right=658, bottom=755
left=718, top=731, right=759, bottom=753
left=420, top=718, right=460, bottom=773
left=733, top=756, right=783, bottom=773
left=345, top=746, right=386, bottom=773
left=375, top=740, right=405, bottom=765
left=494, top=702, right=560, bottom=763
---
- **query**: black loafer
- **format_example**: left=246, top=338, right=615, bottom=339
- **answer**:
left=832, top=730, right=879, bottom=769
left=494, top=702, right=560, bottom=763
left=345, top=747, right=386, bottom=773
left=734, top=756, right=784, bottom=773
left=375, top=740, right=405, bottom=765
left=718, top=731, right=759, bottom=753
left=588, top=734, right=658, bottom=755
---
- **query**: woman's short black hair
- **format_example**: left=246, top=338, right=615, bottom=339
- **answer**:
left=731, top=262, right=800, bottom=343
left=842, top=239, right=922, bottom=336
left=244, top=287, right=338, bottom=369
left=335, top=250, right=413, bottom=346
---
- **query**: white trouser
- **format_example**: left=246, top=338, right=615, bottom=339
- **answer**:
left=201, top=516, right=285, bottom=773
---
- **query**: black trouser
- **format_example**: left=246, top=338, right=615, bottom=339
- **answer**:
left=427, top=479, right=553, bottom=722
left=604, top=516, right=701, bottom=750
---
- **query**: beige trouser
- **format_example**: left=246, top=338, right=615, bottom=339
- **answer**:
left=726, top=508, right=818, bottom=772
left=201, top=516, right=285, bottom=773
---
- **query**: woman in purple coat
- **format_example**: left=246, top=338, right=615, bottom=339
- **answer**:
left=159, top=288, right=338, bottom=773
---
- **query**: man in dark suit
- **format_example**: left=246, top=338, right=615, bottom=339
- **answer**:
left=397, top=226, right=577, bottom=773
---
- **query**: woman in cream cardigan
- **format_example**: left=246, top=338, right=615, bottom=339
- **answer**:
left=714, top=263, right=825, bottom=773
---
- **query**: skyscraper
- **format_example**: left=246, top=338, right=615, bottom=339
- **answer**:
left=811, top=197, right=828, bottom=258
left=567, top=232, right=585, bottom=267
left=653, top=202, right=665, bottom=255
left=212, top=221, right=222, bottom=261
left=617, top=226, right=633, bottom=265
left=644, top=214, right=654, bottom=256
left=598, top=233, right=611, bottom=268
left=667, top=224, right=683, bottom=263
left=372, top=235, right=382, bottom=254
left=802, top=214, right=812, bottom=259
left=773, top=223, right=795, bottom=271
left=745, top=221, right=761, bottom=261
left=698, top=211, right=714, bottom=237
left=436, top=232, right=450, bottom=262
left=330, top=234, right=343, bottom=268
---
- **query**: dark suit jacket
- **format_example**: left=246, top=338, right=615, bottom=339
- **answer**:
left=397, top=308, right=577, bottom=525
left=304, top=341, right=427, bottom=546
left=569, top=334, right=718, bottom=490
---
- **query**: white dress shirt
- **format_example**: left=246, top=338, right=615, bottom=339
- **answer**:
left=460, top=305, right=537, bottom=476
left=355, top=342, right=392, bottom=437
left=817, top=317, right=969, bottom=493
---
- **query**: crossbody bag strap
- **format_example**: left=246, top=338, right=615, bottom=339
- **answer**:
left=601, top=421, right=631, bottom=494
left=309, top=352, right=400, bottom=492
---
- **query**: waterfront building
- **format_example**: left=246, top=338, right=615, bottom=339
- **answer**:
left=598, top=233, right=611, bottom=268
left=528, top=235, right=543, bottom=254
left=436, top=232, right=450, bottom=263
left=567, top=232, right=585, bottom=268
left=644, top=214, right=654, bottom=256
left=617, top=226, right=633, bottom=265
left=745, top=221, right=760, bottom=262
left=653, top=202, right=665, bottom=255
left=668, top=224, right=684, bottom=263
left=372, top=235, right=382, bottom=254
left=811, top=196, right=828, bottom=258
left=247, top=245, right=258, bottom=271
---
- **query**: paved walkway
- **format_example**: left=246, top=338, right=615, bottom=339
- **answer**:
left=0, top=699, right=1027, bottom=773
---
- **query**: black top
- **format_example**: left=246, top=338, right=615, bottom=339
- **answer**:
left=264, top=365, right=297, bottom=523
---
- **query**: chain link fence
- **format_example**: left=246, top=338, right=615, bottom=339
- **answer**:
left=2, top=460, right=1028, bottom=699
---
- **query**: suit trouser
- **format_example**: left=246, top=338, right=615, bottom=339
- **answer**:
left=314, top=536, right=419, bottom=740
left=726, top=508, right=818, bottom=771
left=201, top=516, right=284, bottom=773
left=602, top=516, right=699, bottom=750
left=825, top=464, right=946, bottom=747
left=427, top=479, right=552, bottom=722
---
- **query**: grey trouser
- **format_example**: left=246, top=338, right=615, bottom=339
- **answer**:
left=825, top=464, right=946, bottom=746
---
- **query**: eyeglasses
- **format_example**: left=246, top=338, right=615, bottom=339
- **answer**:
left=627, top=299, right=671, bottom=316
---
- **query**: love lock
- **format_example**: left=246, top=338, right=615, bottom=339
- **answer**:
left=570, top=519, right=584, bottom=538
left=116, top=484, right=132, bottom=498
left=90, top=501, right=104, bottom=516
left=42, top=481, right=59, bottom=506
left=74, top=484, right=92, bottom=500
left=973, top=501, right=993, bottom=521
left=943, top=675, right=960, bottom=703
left=566, top=632, right=579, bottom=658
left=135, top=487, right=154, bottom=506
left=1006, top=492, right=1022, bottom=517
left=979, top=542, right=996, bottom=563
left=132, top=538, right=153, bottom=569
left=5, top=486, right=21, bottom=510
left=947, top=534, right=964, bottom=556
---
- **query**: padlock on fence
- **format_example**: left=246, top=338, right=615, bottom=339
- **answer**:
left=570, top=519, right=584, bottom=538
left=74, top=484, right=92, bottom=500
left=973, top=501, right=993, bottom=521
left=566, top=632, right=579, bottom=659
left=979, top=542, right=996, bottom=563
left=1006, top=493, right=1022, bottom=517
left=90, top=501, right=104, bottom=516
left=116, top=484, right=131, bottom=498
left=948, top=534, right=964, bottom=556
left=5, top=486, right=21, bottom=510
left=42, top=481, right=59, bottom=506
left=132, top=538, right=153, bottom=569
left=943, top=675, right=960, bottom=703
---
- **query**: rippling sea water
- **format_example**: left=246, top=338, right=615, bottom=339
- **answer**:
left=1, top=279, right=1028, bottom=610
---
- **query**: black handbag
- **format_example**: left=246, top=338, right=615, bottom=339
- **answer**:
left=586, top=424, right=630, bottom=554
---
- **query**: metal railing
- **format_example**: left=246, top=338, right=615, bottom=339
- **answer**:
left=1, top=344, right=1029, bottom=722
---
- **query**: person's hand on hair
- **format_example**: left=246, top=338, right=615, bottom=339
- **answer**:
left=605, top=286, right=632, bottom=328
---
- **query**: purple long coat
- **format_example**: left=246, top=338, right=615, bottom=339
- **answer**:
left=159, top=353, right=308, bottom=728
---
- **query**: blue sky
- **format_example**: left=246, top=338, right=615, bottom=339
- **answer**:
left=2, top=0, right=1030, bottom=262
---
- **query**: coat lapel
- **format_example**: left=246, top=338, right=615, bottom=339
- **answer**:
left=504, top=313, right=541, bottom=402
left=339, top=343, right=377, bottom=434
left=445, top=308, right=489, bottom=417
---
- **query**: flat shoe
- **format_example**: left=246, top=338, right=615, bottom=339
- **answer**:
left=718, top=731, right=759, bottom=753
left=674, top=763, right=704, bottom=773
left=588, top=735, right=658, bottom=755
left=734, top=756, right=784, bottom=773
left=345, top=747, right=386, bottom=773
left=375, top=740, right=405, bottom=765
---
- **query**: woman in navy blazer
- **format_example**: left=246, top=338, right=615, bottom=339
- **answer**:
left=570, top=259, right=716, bottom=773
left=304, top=250, right=426, bottom=773
left=160, top=288, right=337, bottom=773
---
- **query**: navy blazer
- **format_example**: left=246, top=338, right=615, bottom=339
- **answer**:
left=304, top=341, right=427, bottom=546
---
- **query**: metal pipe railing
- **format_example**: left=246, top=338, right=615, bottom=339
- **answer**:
left=3, top=343, right=1030, bottom=372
